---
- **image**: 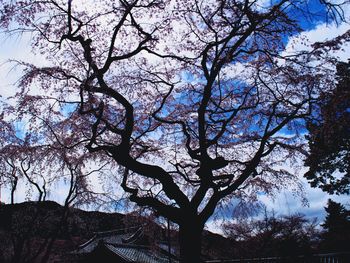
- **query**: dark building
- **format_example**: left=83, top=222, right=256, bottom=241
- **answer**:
left=70, top=226, right=177, bottom=263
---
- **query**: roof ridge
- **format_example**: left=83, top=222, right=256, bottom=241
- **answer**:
left=93, top=224, right=143, bottom=235
left=104, top=242, right=150, bottom=249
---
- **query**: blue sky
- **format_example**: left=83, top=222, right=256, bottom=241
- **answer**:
left=0, top=1, right=349, bottom=233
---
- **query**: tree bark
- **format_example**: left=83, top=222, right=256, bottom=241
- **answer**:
left=11, top=178, right=17, bottom=205
left=179, top=219, right=204, bottom=263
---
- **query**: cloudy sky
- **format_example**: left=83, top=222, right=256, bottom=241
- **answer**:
left=0, top=1, right=349, bottom=234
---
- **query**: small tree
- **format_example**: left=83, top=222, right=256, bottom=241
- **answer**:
left=0, top=118, right=20, bottom=204
left=320, top=199, right=350, bottom=252
left=0, top=0, right=348, bottom=262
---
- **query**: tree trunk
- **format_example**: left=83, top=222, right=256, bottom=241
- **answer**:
left=179, top=219, right=204, bottom=263
left=11, top=178, right=17, bottom=205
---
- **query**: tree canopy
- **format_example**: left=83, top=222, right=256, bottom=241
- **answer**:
left=0, top=0, right=349, bottom=262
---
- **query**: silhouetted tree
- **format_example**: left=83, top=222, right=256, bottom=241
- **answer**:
left=0, top=1, right=348, bottom=262
left=320, top=199, right=350, bottom=252
left=305, top=61, right=350, bottom=194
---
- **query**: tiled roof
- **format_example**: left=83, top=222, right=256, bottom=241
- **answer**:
left=105, top=244, right=175, bottom=263
left=74, top=226, right=142, bottom=254
left=74, top=232, right=130, bottom=254
left=72, top=226, right=178, bottom=263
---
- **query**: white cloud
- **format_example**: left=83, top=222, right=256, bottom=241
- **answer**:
left=283, top=19, right=350, bottom=62
left=258, top=178, right=349, bottom=221
left=0, top=33, right=49, bottom=99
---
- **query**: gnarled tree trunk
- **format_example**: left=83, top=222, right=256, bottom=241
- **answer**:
left=179, top=217, right=204, bottom=263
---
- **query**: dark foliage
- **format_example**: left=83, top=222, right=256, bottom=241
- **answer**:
left=320, top=199, right=350, bottom=252
left=305, top=61, right=350, bottom=194
left=223, top=202, right=350, bottom=260
left=223, top=212, right=320, bottom=259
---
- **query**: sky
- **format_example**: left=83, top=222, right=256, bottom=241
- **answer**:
left=0, top=1, right=349, bottom=234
